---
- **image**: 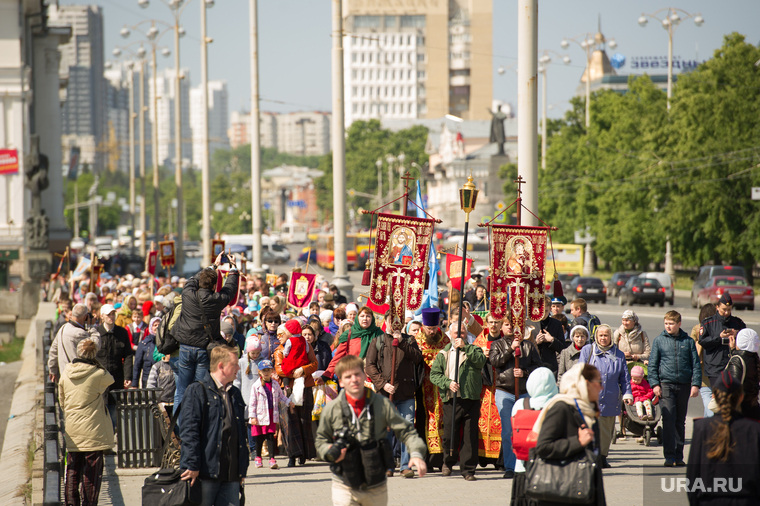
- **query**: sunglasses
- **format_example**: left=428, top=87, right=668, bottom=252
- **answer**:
left=266, top=319, right=280, bottom=324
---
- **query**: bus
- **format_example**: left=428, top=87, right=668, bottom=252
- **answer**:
left=546, top=243, right=584, bottom=275
left=316, top=233, right=372, bottom=270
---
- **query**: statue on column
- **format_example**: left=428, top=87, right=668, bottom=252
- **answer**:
left=488, top=105, right=508, bottom=156
left=25, top=135, right=50, bottom=250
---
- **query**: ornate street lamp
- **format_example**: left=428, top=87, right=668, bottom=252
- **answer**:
left=449, top=174, right=479, bottom=457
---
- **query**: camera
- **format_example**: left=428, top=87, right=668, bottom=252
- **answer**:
left=324, top=427, right=355, bottom=463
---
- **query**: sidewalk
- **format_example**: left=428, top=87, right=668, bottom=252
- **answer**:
left=101, top=398, right=704, bottom=505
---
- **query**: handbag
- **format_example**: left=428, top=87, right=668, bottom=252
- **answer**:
left=525, top=401, right=597, bottom=504
left=290, top=376, right=305, bottom=406
left=142, top=468, right=202, bottom=506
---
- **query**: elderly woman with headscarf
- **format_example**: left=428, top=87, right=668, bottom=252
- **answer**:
left=132, top=316, right=160, bottom=388
left=59, top=338, right=114, bottom=506
left=726, top=328, right=760, bottom=419
left=613, top=310, right=651, bottom=364
left=532, top=362, right=607, bottom=506
left=557, top=325, right=590, bottom=385
left=509, top=367, right=559, bottom=506
left=579, top=323, right=633, bottom=468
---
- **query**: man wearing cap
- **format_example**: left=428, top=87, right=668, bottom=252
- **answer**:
left=413, top=308, right=450, bottom=472
left=699, top=293, right=746, bottom=387
left=549, top=295, right=567, bottom=317
left=430, top=322, right=486, bottom=481
left=48, top=303, right=101, bottom=382
left=96, top=304, right=134, bottom=428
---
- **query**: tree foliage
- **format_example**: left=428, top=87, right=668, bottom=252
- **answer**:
left=536, top=33, right=760, bottom=272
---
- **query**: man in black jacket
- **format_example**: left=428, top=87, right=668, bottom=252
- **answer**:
left=700, top=293, right=745, bottom=386
left=96, top=304, right=134, bottom=429
left=536, top=297, right=568, bottom=377
left=173, top=252, right=239, bottom=409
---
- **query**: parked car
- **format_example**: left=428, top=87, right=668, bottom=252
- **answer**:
left=607, top=271, right=641, bottom=297
left=569, top=276, right=607, bottom=304
left=619, top=277, right=666, bottom=307
left=639, top=272, right=675, bottom=306
left=691, top=265, right=748, bottom=308
left=696, top=276, right=754, bottom=310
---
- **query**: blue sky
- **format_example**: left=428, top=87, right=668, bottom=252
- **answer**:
left=62, top=0, right=760, bottom=120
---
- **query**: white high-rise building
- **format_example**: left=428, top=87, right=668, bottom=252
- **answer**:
left=190, top=80, right=229, bottom=168
left=276, top=111, right=330, bottom=156
left=151, top=68, right=192, bottom=170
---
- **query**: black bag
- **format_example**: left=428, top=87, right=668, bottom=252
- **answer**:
left=359, top=438, right=394, bottom=487
left=525, top=448, right=596, bottom=504
left=141, top=468, right=201, bottom=506
left=156, top=297, right=181, bottom=355
left=336, top=395, right=390, bottom=489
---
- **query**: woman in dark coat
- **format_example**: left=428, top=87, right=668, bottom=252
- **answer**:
left=532, top=362, right=607, bottom=506
left=687, top=370, right=760, bottom=505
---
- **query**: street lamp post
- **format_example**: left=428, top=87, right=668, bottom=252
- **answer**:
left=538, top=50, right=570, bottom=170
left=449, top=175, right=478, bottom=458
left=250, top=0, right=263, bottom=272
left=638, top=8, right=703, bottom=276
left=200, top=0, right=214, bottom=267
left=561, top=32, right=617, bottom=129
left=638, top=8, right=704, bottom=110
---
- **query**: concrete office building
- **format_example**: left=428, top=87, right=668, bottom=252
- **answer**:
left=276, top=111, right=330, bottom=157
left=54, top=4, right=107, bottom=171
left=343, top=0, right=492, bottom=126
left=228, top=110, right=277, bottom=150
left=190, top=80, right=230, bottom=168
left=152, top=68, right=192, bottom=170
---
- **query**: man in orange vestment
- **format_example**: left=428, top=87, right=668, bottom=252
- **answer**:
left=473, top=313, right=504, bottom=463
left=414, top=308, right=449, bottom=472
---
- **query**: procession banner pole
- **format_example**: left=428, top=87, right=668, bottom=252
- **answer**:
left=513, top=176, right=524, bottom=398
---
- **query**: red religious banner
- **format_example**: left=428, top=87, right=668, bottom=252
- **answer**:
left=159, top=241, right=176, bottom=267
left=211, top=239, right=225, bottom=264
left=147, top=251, right=158, bottom=275
left=369, top=213, right=435, bottom=331
left=0, top=149, right=19, bottom=175
left=288, top=271, right=316, bottom=308
left=445, top=253, right=472, bottom=291
left=488, top=225, right=549, bottom=336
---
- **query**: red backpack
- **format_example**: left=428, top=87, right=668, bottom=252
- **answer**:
left=512, top=397, right=540, bottom=461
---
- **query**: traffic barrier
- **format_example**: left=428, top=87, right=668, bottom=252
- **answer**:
left=112, top=388, right=163, bottom=468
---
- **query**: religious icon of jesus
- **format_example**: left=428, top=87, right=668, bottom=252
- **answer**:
left=388, top=227, right=415, bottom=266
left=506, top=237, right=533, bottom=276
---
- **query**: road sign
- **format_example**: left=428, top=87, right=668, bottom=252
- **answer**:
left=752, top=187, right=760, bottom=201
left=0, top=249, right=19, bottom=261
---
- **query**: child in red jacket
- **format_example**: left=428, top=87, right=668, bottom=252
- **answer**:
left=631, top=365, right=655, bottom=420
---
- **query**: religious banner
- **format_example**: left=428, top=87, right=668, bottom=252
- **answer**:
left=369, top=213, right=435, bottom=332
left=159, top=241, right=176, bottom=267
left=445, top=253, right=472, bottom=291
left=71, top=256, right=91, bottom=279
left=488, top=225, right=549, bottom=334
left=211, top=239, right=225, bottom=264
left=288, top=271, right=316, bottom=309
left=265, top=273, right=278, bottom=287
left=146, top=250, right=158, bottom=275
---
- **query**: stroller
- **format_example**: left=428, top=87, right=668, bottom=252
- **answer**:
left=614, top=398, right=662, bottom=447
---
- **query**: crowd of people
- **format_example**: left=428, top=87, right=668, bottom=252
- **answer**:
left=45, top=260, right=760, bottom=505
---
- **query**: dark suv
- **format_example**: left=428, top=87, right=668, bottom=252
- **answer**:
left=607, top=271, right=641, bottom=297
left=691, top=265, right=747, bottom=307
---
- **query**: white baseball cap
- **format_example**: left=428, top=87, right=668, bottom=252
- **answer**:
left=100, top=304, right=116, bottom=316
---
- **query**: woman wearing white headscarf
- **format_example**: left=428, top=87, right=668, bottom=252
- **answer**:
left=726, top=328, right=760, bottom=419
left=509, top=367, right=559, bottom=506
left=613, top=310, right=651, bottom=364
left=532, top=362, right=607, bottom=506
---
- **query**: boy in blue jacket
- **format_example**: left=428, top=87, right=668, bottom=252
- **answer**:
left=648, top=310, right=701, bottom=467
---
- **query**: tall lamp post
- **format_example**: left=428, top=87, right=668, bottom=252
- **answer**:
left=638, top=8, right=704, bottom=111
left=121, top=21, right=173, bottom=251
left=560, top=32, right=617, bottom=128
left=538, top=50, right=570, bottom=170
left=449, top=174, right=478, bottom=458
left=200, top=0, right=214, bottom=267
left=638, top=8, right=703, bottom=276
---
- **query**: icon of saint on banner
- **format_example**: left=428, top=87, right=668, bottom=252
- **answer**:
left=386, top=227, right=415, bottom=267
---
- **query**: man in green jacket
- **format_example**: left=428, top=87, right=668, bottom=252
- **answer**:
left=430, top=322, right=486, bottom=481
left=316, top=355, right=427, bottom=505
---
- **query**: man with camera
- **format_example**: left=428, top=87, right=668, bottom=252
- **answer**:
left=173, top=251, right=240, bottom=409
left=316, top=355, right=427, bottom=506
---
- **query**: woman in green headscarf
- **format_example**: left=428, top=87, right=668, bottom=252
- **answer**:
left=324, top=306, right=384, bottom=378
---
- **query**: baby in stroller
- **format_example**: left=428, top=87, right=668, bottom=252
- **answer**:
left=631, top=365, right=654, bottom=420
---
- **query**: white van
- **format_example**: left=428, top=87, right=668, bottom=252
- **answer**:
left=281, top=223, right=308, bottom=244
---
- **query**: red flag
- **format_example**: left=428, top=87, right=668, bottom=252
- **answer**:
left=364, top=298, right=390, bottom=315
left=287, top=272, right=316, bottom=309
left=147, top=251, right=158, bottom=275
left=445, top=254, right=472, bottom=291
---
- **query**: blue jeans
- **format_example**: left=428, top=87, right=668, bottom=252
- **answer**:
left=200, top=479, right=239, bottom=506
left=386, top=397, right=415, bottom=471
left=699, top=386, right=714, bottom=418
left=174, top=344, right=210, bottom=411
left=494, top=389, right=528, bottom=472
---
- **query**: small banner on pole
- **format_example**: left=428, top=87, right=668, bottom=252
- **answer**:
left=445, top=254, right=472, bottom=292
left=211, top=239, right=225, bottom=264
left=147, top=251, right=158, bottom=275
left=488, top=225, right=549, bottom=332
left=369, top=213, right=435, bottom=332
left=159, top=241, right=176, bottom=268
left=288, top=271, right=317, bottom=309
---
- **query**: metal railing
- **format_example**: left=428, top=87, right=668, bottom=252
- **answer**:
left=42, top=320, right=63, bottom=506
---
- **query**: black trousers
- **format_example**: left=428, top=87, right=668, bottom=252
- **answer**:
left=442, top=398, right=480, bottom=476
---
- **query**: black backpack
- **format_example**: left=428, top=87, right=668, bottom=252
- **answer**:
left=156, top=296, right=182, bottom=355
